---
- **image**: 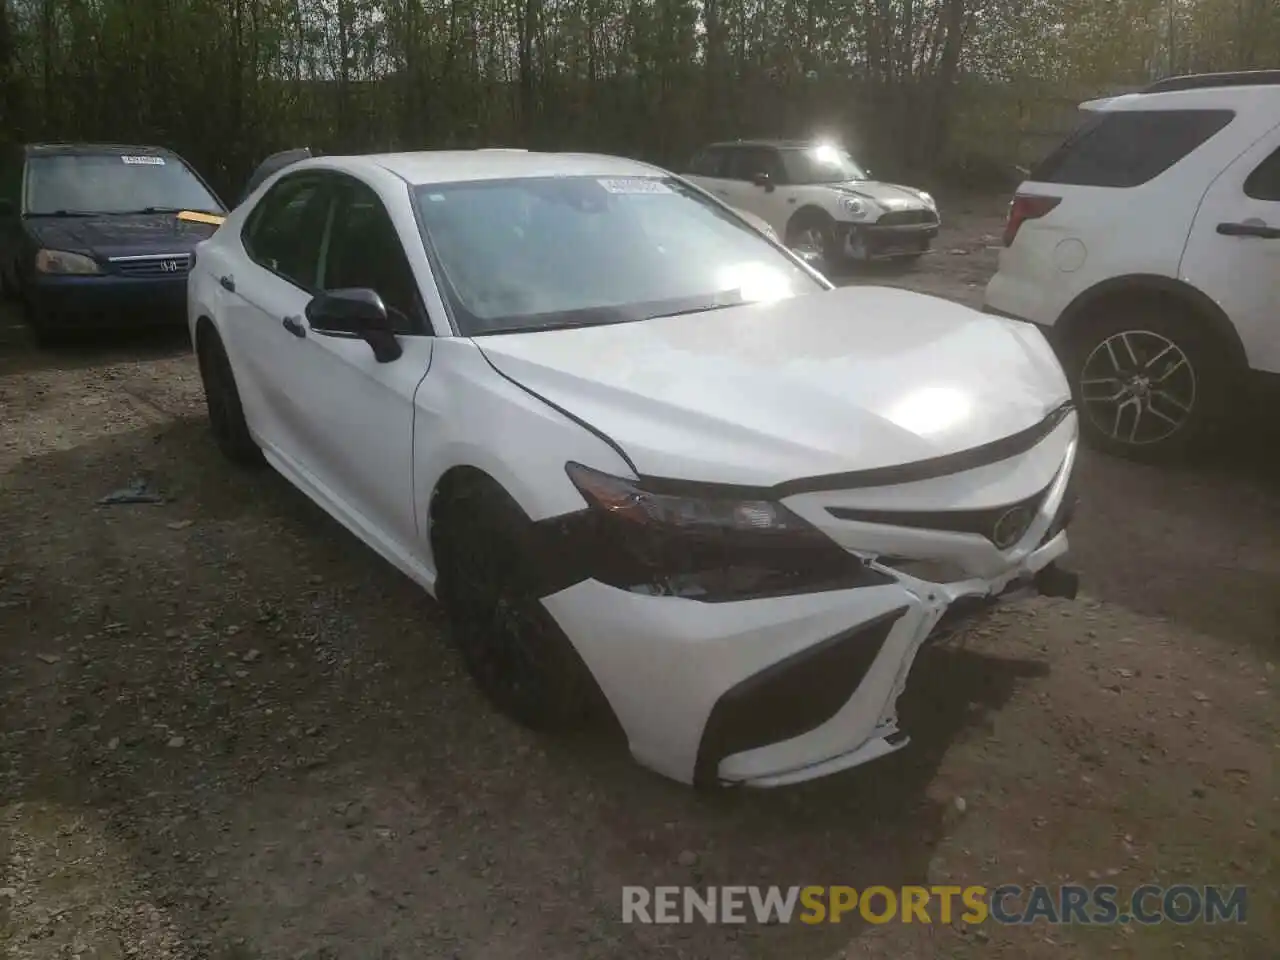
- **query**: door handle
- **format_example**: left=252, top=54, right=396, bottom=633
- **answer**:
left=219, top=275, right=236, bottom=292
left=282, top=315, right=306, bottom=338
left=1216, top=221, right=1280, bottom=239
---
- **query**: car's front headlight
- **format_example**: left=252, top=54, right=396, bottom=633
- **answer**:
left=558, top=462, right=892, bottom=601
left=35, top=249, right=102, bottom=275
left=916, top=190, right=936, bottom=207
left=838, top=196, right=868, bottom=219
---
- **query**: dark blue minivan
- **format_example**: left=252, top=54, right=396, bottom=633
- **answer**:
left=0, top=142, right=227, bottom=344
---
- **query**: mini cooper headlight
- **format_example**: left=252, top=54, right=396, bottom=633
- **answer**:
left=839, top=196, right=867, bottom=219
left=35, top=249, right=102, bottom=275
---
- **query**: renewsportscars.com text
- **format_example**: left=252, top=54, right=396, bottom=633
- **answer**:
left=621, top=884, right=1248, bottom=926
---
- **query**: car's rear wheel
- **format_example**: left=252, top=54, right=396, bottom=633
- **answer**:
left=433, top=483, right=597, bottom=731
left=1063, top=301, right=1231, bottom=462
left=196, top=326, right=262, bottom=465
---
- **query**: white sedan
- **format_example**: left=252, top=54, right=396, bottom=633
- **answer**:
left=189, top=149, right=1080, bottom=788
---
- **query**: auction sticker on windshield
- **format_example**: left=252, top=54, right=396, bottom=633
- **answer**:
left=598, top=178, right=672, bottom=195
left=121, top=155, right=166, bottom=165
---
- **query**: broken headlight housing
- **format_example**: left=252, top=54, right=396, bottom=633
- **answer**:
left=554, top=463, right=892, bottom=602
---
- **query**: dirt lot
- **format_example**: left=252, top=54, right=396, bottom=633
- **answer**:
left=1, top=198, right=1276, bottom=960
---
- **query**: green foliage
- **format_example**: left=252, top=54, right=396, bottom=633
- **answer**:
left=0, top=0, right=1274, bottom=196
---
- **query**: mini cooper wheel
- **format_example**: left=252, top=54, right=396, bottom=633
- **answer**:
left=786, top=210, right=840, bottom=264
left=197, top=329, right=262, bottom=465
left=433, top=487, right=596, bottom=731
left=1065, top=303, right=1229, bottom=462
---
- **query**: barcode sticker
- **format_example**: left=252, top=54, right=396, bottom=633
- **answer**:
left=121, top=155, right=166, bottom=165
left=598, top=178, right=671, bottom=195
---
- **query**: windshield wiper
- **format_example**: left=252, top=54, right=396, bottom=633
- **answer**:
left=646, top=302, right=741, bottom=320
left=25, top=210, right=98, bottom=218
left=476, top=316, right=641, bottom=336
left=111, top=207, right=214, bottom=215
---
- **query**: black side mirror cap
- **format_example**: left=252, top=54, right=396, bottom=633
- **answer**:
left=305, top=288, right=403, bottom=363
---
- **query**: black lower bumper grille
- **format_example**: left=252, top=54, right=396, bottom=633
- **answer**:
left=693, top=607, right=908, bottom=787
left=876, top=209, right=939, bottom=227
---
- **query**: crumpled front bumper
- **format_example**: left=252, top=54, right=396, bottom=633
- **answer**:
left=541, top=425, right=1080, bottom=788
left=835, top=216, right=939, bottom=260
left=540, top=419, right=1080, bottom=788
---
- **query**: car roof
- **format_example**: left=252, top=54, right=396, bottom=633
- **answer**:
left=1141, top=69, right=1280, bottom=94
left=299, top=150, right=668, bottom=186
left=1081, top=82, right=1280, bottom=114
left=24, top=142, right=176, bottom=158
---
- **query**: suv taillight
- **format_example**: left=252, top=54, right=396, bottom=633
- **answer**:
left=1003, top=194, right=1061, bottom=247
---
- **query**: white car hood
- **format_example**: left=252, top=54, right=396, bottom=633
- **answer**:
left=832, top=180, right=931, bottom=210
left=475, top=286, right=1070, bottom=488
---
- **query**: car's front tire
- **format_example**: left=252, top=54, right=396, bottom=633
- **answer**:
left=432, top=481, right=598, bottom=731
left=196, top=325, right=263, bottom=465
left=786, top=209, right=841, bottom=264
left=1063, top=301, right=1231, bottom=462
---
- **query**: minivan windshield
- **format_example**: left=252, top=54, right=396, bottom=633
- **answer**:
left=24, top=153, right=224, bottom=216
left=413, top=175, right=825, bottom=336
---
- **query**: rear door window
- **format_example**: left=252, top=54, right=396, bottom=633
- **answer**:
left=1030, top=109, right=1235, bottom=188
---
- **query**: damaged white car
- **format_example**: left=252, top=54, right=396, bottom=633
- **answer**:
left=189, top=149, right=1079, bottom=788
left=684, top=139, right=941, bottom=264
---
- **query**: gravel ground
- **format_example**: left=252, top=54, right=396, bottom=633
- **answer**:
left=1, top=198, right=1276, bottom=959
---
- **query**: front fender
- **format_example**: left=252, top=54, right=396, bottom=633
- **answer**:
left=411, top=338, right=635, bottom=576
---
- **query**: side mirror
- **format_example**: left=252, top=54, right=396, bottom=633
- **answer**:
left=305, top=288, right=403, bottom=363
left=0, top=198, right=14, bottom=217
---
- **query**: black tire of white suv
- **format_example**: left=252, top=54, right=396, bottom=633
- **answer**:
left=1063, top=301, right=1231, bottom=462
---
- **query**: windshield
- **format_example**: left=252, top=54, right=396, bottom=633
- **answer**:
left=413, top=176, right=825, bottom=336
left=24, top=153, right=223, bottom=216
left=780, top=145, right=869, bottom=185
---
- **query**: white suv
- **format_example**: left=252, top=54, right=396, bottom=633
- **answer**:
left=984, top=70, right=1280, bottom=461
